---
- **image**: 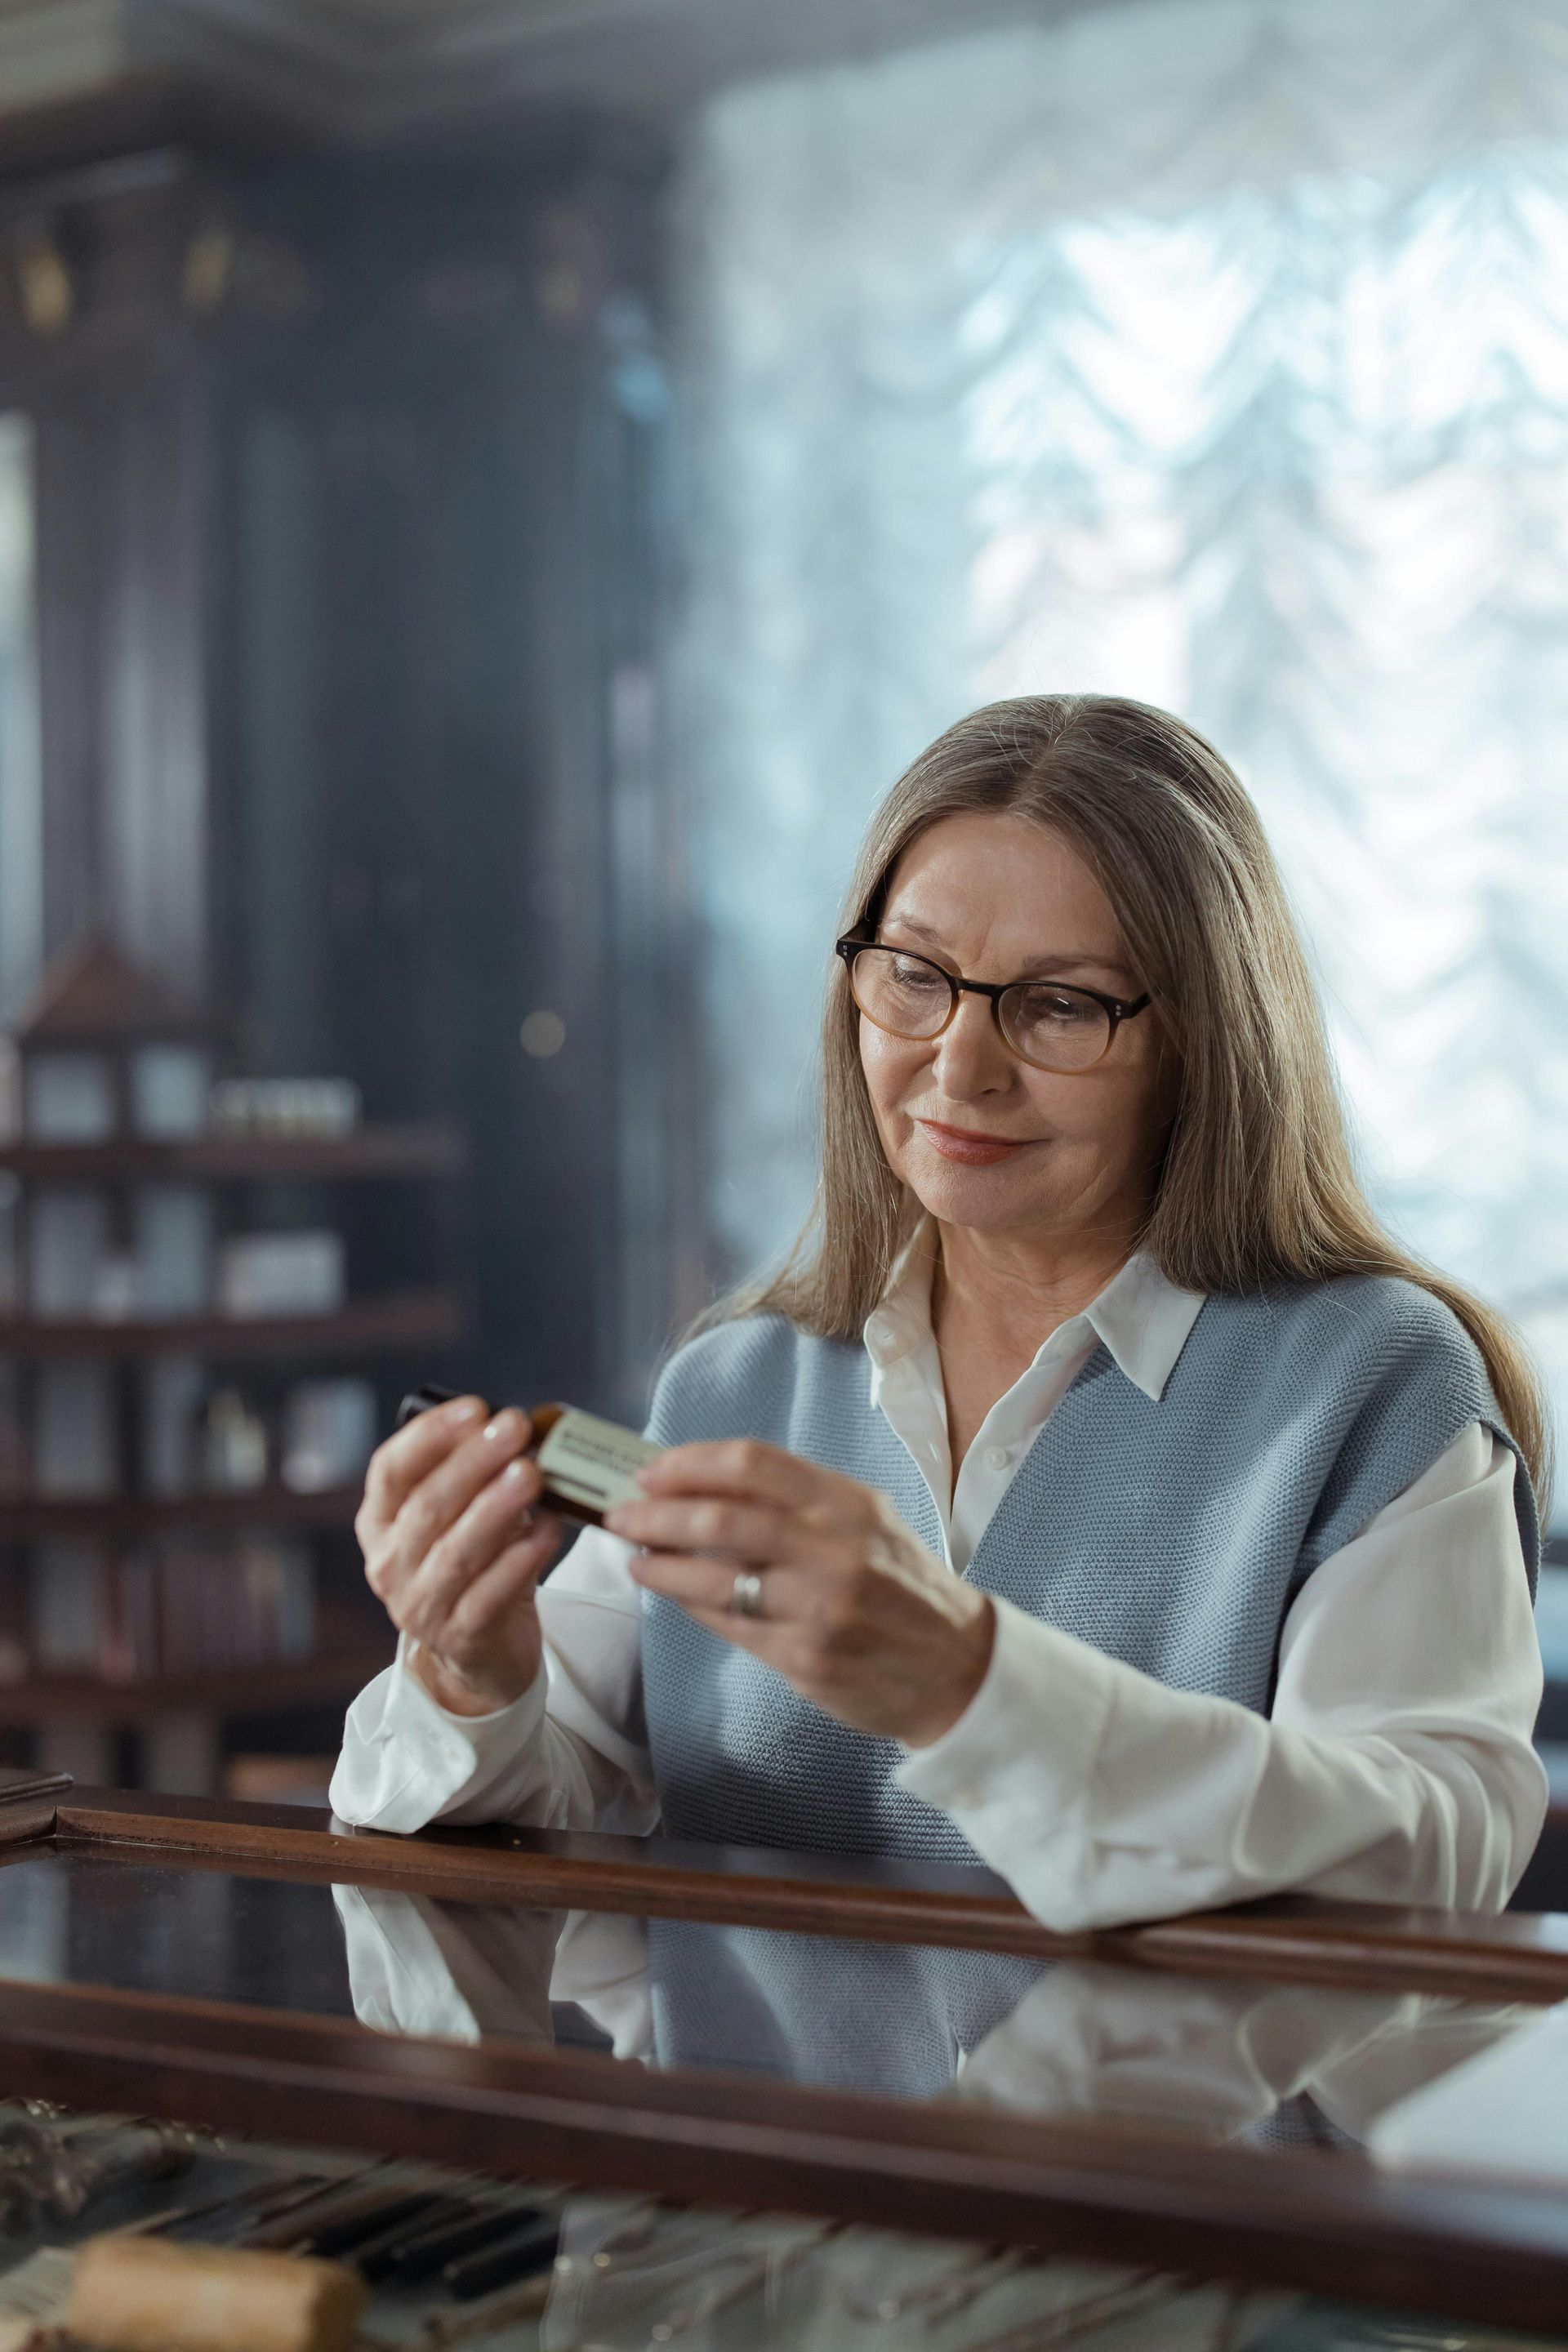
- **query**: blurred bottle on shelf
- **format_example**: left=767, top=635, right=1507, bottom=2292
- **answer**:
left=203, top=1390, right=269, bottom=1491
left=281, top=1380, right=376, bottom=1494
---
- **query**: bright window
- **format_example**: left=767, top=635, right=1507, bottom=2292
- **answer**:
left=676, top=0, right=1568, bottom=1517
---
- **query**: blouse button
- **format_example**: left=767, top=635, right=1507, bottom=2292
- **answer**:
left=982, top=1445, right=1013, bottom=1472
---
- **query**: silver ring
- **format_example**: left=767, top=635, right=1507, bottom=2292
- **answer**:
left=729, top=1569, right=766, bottom=1619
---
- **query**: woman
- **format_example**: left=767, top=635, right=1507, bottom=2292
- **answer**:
left=332, top=694, right=1550, bottom=1931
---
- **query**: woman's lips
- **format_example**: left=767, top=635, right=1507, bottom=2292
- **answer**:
left=915, top=1119, right=1038, bottom=1166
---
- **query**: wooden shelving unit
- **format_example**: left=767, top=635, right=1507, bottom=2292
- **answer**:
left=0, top=1647, right=396, bottom=1726
left=0, top=1288, right=461, bottom=1361
left=0, top=1124, right=464, bottom=1184
left=0, top=942, right=466, bottom=1784
left=0, top=1488, right=361, bottom=1543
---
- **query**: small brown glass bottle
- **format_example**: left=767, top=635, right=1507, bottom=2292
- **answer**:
left=395, top=1387, right=662, bottom=1526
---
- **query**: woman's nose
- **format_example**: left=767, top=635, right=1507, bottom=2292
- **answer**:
left=929, top=992, right=1011, bottom=1094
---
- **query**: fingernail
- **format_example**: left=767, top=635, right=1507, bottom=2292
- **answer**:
left=483, top=1411, right=514, bottom=1441
left=502, top=1459, right=529, bottom=1483
left=449, top=1397, right=485, bottom=1423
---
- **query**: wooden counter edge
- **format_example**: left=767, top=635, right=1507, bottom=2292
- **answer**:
left=17, top=1782, right=1568, bottom=2006
left=0, top=1974, right=1566, bottom=2335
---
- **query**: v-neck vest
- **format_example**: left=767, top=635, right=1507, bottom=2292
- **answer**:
left=639, top=1274, right=1539, bottom=1862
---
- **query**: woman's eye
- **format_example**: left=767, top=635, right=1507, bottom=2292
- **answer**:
left=1014, top=987, right=1096, bottom=1027
left=889, top=959, right=945, bottom=991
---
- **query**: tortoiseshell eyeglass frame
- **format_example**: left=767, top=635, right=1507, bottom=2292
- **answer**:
left=834, top=933, right=1154, bottom=1074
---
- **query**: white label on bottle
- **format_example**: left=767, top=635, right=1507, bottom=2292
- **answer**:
left=536, top=1409, right=662, bottom=1513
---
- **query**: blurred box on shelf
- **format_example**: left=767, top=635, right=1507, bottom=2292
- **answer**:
left=238, top=1536, right=315, bottom=1660
left=29, top=1536, right=318, bottom=1683
left=28, top=1187, right=110, bottom=1317
left=208, top=1077, right=361, bottom=1139
left=133, top=1184, right=212, bottom=1316
left=217, top=1232, right=345, bottom=1318
left=157, top=1537, right=314, bottom=1673
left=0, top=1170, right=19, bottom=1312
left=24, top=1050, right=115, bottom=1142
left=33, top=1363, right=118, bottom=1498
left=140, top=1356, right=205, bottom=1497
left=282, top=1379, right=376, bottom=1493
left=130, top=1045, right=211, bottom=1139
left=103, top=1550, right=157, bottom=1683
left=30, top=1542, right=106, bottom=1671
left=0, top=1361, right=27, bottom=1500
left=29, top=1184, right=214, bottom=1322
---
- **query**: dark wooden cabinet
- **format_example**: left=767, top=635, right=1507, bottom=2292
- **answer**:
left=1, top=126, right=702, bottom=1440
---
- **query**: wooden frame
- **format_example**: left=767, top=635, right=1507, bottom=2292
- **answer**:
left=4, top=1769, right=1568, bottom=2332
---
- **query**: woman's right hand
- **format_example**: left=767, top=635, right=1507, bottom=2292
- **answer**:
left=354, top=1396, right=564, bottom=1717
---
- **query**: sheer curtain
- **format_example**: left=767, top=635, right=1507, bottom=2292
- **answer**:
left=674, top=0, right=1568, bottom=1521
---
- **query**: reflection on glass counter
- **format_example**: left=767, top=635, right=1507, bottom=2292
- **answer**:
left=0, top=1849, right=1549, bottom=2163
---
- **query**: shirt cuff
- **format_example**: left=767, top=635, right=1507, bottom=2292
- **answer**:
left=395, top=1630, right=549, bottom=1751
left=328, top=1631, right=548, bottom=1833
left=893, top=1594, right=1116, bottom=1829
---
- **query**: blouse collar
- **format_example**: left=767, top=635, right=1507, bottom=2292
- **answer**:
left=862, top=1214, right=1207, bottom=1404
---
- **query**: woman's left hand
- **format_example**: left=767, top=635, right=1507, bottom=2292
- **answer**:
left=603, top=1441, right=995, bottom=1748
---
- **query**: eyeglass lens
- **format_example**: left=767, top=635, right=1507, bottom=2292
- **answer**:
left=848, top=947, right=1112, bottom=1071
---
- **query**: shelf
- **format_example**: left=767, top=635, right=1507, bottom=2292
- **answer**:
left=0, top=1486, right=363, bottom=1543
left=0, top=1647, right=394, bottom=1726
left=0, top=1121, right=464, bottom=1183
left=0, top=1289, right=461, bottom=1360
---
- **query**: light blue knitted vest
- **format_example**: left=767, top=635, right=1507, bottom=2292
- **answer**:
left=639, top=1275, right=1539, bottom=1862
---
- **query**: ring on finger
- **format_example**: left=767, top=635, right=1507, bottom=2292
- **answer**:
left=729, top=1569, right=766, bottom=1620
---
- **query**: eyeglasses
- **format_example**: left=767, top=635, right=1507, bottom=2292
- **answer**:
left=835, top=934, right=1153, bottom=1074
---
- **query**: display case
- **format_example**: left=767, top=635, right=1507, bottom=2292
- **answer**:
left=2, top=1766, right=1567, bottom=2348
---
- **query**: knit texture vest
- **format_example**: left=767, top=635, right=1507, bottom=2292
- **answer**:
left=639, top=1274, right=1539, bottom=1862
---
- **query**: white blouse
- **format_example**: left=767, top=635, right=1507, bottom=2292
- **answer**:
left=329, top=1235, right=1548, bottom=1931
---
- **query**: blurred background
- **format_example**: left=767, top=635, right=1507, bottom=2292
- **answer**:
left=0, top=0, right=1565, bottom=1878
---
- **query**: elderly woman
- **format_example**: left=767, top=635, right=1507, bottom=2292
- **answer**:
left=331, top=694, right=1549, bottom=1931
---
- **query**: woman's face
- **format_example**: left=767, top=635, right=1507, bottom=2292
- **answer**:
left=858, top=812, right=1178, bottom=1247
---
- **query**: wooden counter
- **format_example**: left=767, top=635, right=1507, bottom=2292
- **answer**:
left=2, top=1766, right=1567, bottom=2335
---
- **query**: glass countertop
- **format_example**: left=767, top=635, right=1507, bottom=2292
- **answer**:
left=0, top=1845, right=1553, bottom=2167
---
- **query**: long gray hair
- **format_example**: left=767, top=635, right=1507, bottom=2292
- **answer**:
left=708, top=692, right=1554, bottom=1523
